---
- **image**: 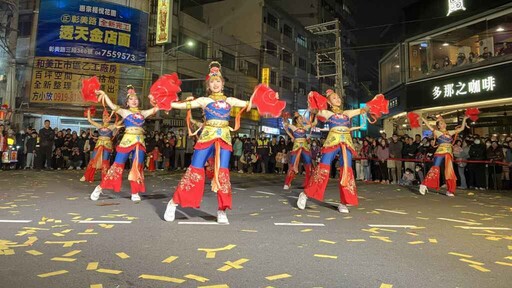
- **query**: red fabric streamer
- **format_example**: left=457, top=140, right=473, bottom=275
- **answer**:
left=150, top=73, right=182, bottom=111
left=407, top=112, right=421, bottom=128
left=81, top=76, right=101, bottom=102
left=465, top=108, right=480, bottom=122
left=251, top=84, right=286, bottom=117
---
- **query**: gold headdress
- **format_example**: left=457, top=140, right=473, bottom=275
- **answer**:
left=126, top=85, right=138, bottom=99
left=206, top=61, right=223, bottom=81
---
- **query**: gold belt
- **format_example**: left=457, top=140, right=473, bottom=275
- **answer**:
left=206, top=120, right=229, bottom=128
left=98, top=136, right=111, bottom=141
left=125, top=127, right=144, bottom=135
left=330, top=126, right=351, bottom=134
left=295, top=138, right=307, bottom=143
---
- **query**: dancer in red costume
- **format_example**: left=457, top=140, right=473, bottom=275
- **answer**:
left=297, top=89, right=369, bottom=213
left=419, top=115, right=468, bottom=196
left=283, top=112, right=316, bottom=190
left=164, top=62, right=256, bottom=224
left=90, top=86, right=158, bottom=202
left=80, top=109, right=118, bottom=182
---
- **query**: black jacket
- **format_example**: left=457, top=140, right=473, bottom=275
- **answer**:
left=468, top=144, right=486, bottom=160
left=39, top=127, right=55, bottom=147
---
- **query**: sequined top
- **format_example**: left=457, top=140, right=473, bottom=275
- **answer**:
left=199, top=100, right=232, bottom=145
left=327, top=113, right=351, bottom=128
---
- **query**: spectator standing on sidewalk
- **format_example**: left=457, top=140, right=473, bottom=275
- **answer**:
left=389, top=134, right=403, bottom=183
left=24, top=131, right=37, bottom=169
left=468, top=138, right=487, bottom=190
left=376, top=138, right=390, bottom=184
left=487, top=141, right=504, bottom=190
left=38, top=120, right=55, bottom=170
left=174, top=128, right=187, bottom=170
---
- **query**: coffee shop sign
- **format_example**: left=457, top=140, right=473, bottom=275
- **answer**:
left=432, top=76, right=496, bottom=100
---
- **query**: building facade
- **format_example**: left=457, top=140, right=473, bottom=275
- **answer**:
left=380, top=2, right=512, bottom=137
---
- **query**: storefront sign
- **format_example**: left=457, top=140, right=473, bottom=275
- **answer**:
left=447, top=0, right=466, bottom=16
left=36, top=0, right=148, bottom=66
left=261, top=125, right=280, bottom=135
left=156, top=0, right=172, bottom=44
left=30, top=57, right=120, bottom=104
left=406, top=63, right=512, bottom=110
left=432, top=76, right=496, bottom=100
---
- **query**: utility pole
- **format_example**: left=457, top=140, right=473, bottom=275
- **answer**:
left=305, top=20, right=344, bottom=98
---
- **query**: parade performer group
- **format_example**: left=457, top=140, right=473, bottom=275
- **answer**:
left=80, top=60, right=390, bottom=222
left=419, top=115, right=468, bottom=197
left=90, top=86, right=159, bottom=202
left=296, top=89, right=369, bottom=213
left=283, top=113, right=316, bottom=190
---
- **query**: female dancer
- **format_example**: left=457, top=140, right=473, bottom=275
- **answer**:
left=283, top=112, right=316, bottom=190
left=90, top=86, right=158, bottom=202
left=164, top=62, right=255, bottom=224
left=80, top=109, right=117, bottom=182
left=297, top=89, right=368, bottom=213
left=419, top=115, right=468, bottom=196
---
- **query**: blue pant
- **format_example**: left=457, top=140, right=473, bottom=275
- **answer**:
left=191, top=145, right=230, bottom=169
left=289, top=150, right=312, bottom=166
left=320, top=146, right=353, bottom=167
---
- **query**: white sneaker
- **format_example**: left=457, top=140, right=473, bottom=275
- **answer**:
left=419, top=185, right=428, bottom=196
left=164, top=200, right=177, bottom=222
left=446, top=192, right=455, bottom=197
left=80, top=176, right=86, bottom=182
left=77, top=167, right=81, bottom=170
left=90, top=185, right=102, bottom=201
left=131, top=193, right=141, bottom=202
left=217, top=210, right=229, bottom=224
left=238, top=170, right=243, bottom=174
left=297, top=192, right=308, bottom=210
left=337, top=204, right=349, bottom=213
left=283, top=185, right=290, bottom=190
left=68, top=166, right=73, bottom=170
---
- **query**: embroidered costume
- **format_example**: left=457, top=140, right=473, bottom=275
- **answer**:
left=283, top=114, right=314, bottom=189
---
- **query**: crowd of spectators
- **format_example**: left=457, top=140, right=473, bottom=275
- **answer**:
left=2, top=120, right=511, bottom=191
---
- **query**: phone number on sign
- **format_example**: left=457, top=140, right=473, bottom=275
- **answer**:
left=96, top=49, right=136, bottom=61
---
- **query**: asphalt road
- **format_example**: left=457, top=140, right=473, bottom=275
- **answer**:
left=0, top=169, right=511, bottom=288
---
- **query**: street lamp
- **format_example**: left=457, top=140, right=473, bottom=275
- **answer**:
left=160, top=40, right=195, bottom=76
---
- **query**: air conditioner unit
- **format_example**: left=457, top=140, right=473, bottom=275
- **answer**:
left=215, top=50, right=223, bottom=59
left=239, top=60, right=248, bottom=71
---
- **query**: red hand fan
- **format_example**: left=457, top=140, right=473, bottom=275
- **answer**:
left=81, top=76, right=101, bottom=102
left=465, top=108, right=480, bottom=122
left=150, top=73, right=182, bottom=111
left=365, top=94, right=389, bottom=123
left=251, top=84, right=286, bottom=118
left=407, top=112, right=420, bottom=128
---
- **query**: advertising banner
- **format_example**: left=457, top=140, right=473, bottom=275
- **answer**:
left=156, top=0, right=172, bottom=44
left=36, top=0, right=148, bottom=66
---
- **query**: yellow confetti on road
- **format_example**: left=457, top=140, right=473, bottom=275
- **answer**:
left=116, top=252, right=130, bottom=259
left=495, top=261, right=512, bottom=267
left=162, top=256, right=179, bottom=263
left=37, top=270, right=68, bottom=278
left=314, top=254, right=338, bottom=259
left=370, top=236, right=393, bottom=243
left=319, top=240, right=336, bottom=244
left=26, top=250, right=43, bottom=256
left=408, top=241, right=424, bottom=245
left=52, top=233, right=66, bottom=237
left=346, top=239, right=366, bottom=242
left=380, top=284, right=393, bottom=288
left=266, top=274, right=292, bottom=281
left=241, top=230, right=258, bottom=233
left=184, top=274, right=209, bottom=283
left=325, top=217, right=336, bottom=220
left=250, top=213, right=259, bottom=216
left=449, top=252, right=472, bottom=258
left=45, top=240, right=87, bottom=247
left=62, top=250, right=81, bottom=257
left=429, top=239, right=438, bottom=243
left=218, top=258, right=250, bottom=271
left=51, top=257, right=76, bottom=262
left=138, top=274, right=186, bottom=283
left=198, top=244, right=236, bottom=259
left=198, top=285, right=229, bottom=288
left=90, top=285, right=103, bottom=288
left=301, top=229, right=312, bottom=232
left=86, top=262, right=99, bottom=270
left=99, top=224, right=114, bottom=229
left=1, top=249, right=15, bottom=255
left=468, top=265, right=490, bottom=272
left=459, top=258, right=484, bottom=266
left=96, top=269, right=123, bottom=275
